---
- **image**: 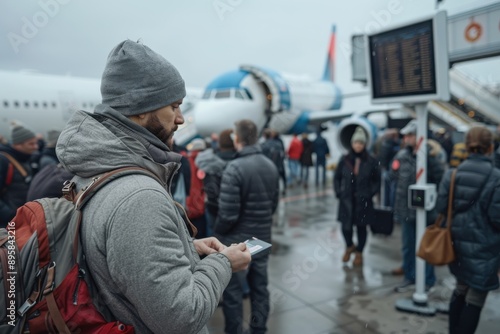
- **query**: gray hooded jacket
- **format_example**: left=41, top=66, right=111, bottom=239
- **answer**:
left=56, top=106, right=232, bottom=334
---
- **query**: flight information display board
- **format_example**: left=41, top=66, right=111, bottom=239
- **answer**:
left=366, top=11, right=450, bottom=104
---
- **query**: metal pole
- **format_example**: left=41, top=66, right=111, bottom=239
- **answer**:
left=413, top=102, right=428, bottom=306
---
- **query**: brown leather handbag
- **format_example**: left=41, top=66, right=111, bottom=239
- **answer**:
left=417, top=169, right=457, bottom=266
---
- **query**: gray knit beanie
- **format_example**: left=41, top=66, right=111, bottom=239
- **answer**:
left=11, top=125, right=36, bottom=145
left=101, top=40, right=186, bottom=116
left=351, top=126, right=367, bottom=144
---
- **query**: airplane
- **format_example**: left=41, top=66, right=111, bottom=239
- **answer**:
left=0, top=26, right=396, bottom=152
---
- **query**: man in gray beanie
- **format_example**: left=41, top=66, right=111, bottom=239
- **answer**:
left=56, top=40, right=250, bottom=334
left=0, top=124, right=39, bottom=226
left=10, top=125, right=37, bottom=146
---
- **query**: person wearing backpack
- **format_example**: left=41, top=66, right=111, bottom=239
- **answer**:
left=195, top=129, right=236, bottom=237
left=0, top=125, right=39, bottom=226
left=55, top=40, right=251, bottom=334
left=185, top=138, right=209, bottom=238
left=171, top=140, right=191, bottom=209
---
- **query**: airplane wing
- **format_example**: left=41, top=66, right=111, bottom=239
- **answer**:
left=306, top=106, right=403, bottom=125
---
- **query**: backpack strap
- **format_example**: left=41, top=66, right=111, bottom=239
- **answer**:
left=5, top=163, right=14, bottom=187
left=0, top=163, right=14, bottom=196
left=43, top=263, right=72, bottom=334
left=0, top=152, right=28, bottom=178
left=74, top=166, right=163, bottom=209
left=70, top=167, right=163, bottom=261
left=1, top=152, right=25, bottom=194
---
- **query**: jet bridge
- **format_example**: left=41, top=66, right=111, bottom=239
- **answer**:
left=239, top=65, right=291, bottom=114
left=426, top=100, right=472, bottom=132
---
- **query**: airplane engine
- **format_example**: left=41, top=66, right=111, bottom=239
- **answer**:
left=336, top=116, right=378, bottom=153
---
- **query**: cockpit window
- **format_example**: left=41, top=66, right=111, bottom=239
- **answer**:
left=235, top=90, right=244, bottom=99
left=202, top=91, right=211, bottom=99
left=202, top=89, right=252, bottom=100
left=214, top=90, right=231, bottom=99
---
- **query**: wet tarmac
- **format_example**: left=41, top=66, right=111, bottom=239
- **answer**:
left=207, top=178, right=500, bottom=334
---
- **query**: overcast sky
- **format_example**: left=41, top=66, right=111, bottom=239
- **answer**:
left=1, top=0, right=499, bottom=93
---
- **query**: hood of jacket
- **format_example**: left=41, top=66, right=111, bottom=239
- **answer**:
left=428, top=139, right=443, bottom=157
left=235, top=144, right=262, bottom=158
left=56, top=105, right=181, bottom=183
left=195, top=148, right=227, bottom=174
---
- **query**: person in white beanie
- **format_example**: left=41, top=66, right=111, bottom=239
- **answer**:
left=334, top=126, right=381, bottom=266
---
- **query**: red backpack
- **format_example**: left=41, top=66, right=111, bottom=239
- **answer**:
left=185, top=150, right=206, bottom=220
left=0, top=167, right=157, bottom=334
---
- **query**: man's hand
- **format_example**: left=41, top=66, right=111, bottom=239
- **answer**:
left=193, top=237, right=226, bottom=256
left=220, top=243, right=251, bottom=272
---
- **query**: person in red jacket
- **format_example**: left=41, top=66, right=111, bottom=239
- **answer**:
left=186, top=138, right=208, bottom=238
left=287, top=133, right=303, bottom=187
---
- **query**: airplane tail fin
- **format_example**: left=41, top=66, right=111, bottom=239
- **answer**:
left=322, top=25, right=336, bottom=82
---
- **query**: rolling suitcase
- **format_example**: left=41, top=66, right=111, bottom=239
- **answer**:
left=370, top=206, right=394, bottom=236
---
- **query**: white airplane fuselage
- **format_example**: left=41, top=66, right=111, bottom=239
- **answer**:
left=0, top=71, right=101, bottom=137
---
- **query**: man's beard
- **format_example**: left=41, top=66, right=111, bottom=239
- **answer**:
left=144, top=113, right=174, bottom=149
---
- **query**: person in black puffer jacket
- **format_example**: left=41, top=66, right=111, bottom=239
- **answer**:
left=215, top=119, right=279, bottom=334
left=436, top=125, right=500, bottom=334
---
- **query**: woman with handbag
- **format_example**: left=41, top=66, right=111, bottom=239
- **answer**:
left=334, top=127, right=380, bottom=266
left=435, top=125, right=500, bottom=334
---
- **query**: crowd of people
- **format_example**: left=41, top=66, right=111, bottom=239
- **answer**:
left=1, top=39, right=500, bottom=334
